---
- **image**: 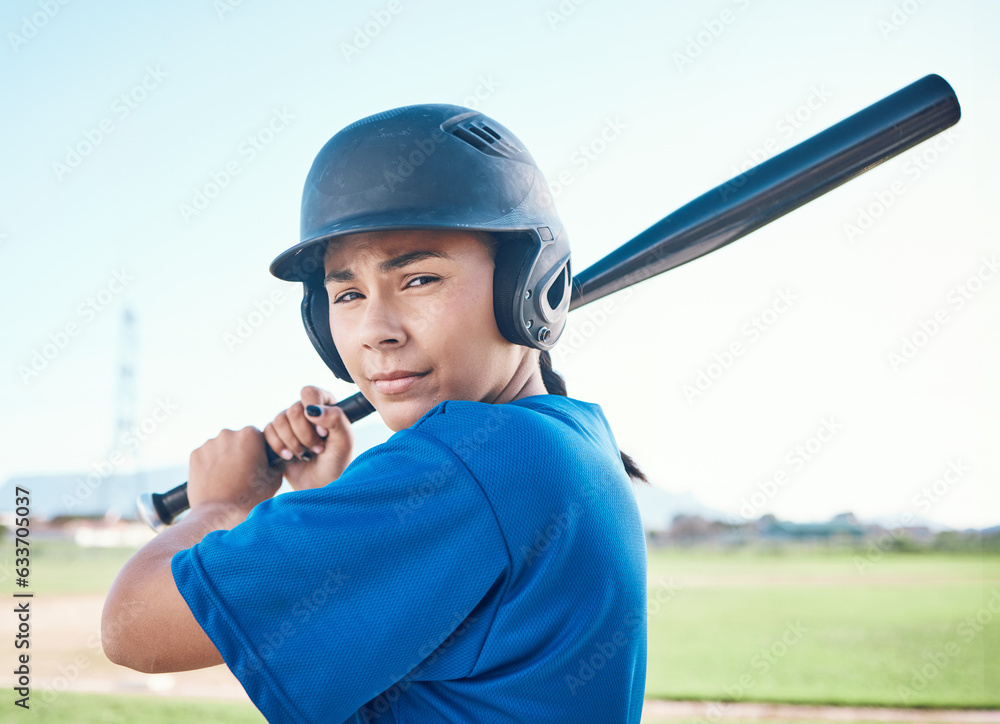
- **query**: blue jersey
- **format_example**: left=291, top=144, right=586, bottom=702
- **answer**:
left=171, top=394, right=647, bottom=723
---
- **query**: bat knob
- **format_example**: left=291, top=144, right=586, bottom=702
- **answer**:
left=136, top=493, right=168, bottom=533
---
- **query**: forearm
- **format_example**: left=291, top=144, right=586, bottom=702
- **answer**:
left=102, top=503, right=251, bottom=672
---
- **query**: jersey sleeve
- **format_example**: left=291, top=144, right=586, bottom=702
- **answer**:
left=170, top=427, right=511, bottom=723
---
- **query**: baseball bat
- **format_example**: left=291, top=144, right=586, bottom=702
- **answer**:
left=568, top=73, right=960, bottom=308
left=139, top=73, right=960, bottom=531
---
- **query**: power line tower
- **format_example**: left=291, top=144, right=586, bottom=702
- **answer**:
left=102, top=306, right=140, bottom=519
left=114, top=306, right=139, bottom=465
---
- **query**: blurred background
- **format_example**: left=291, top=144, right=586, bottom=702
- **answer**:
left=1, top=0, right=997, bottom=721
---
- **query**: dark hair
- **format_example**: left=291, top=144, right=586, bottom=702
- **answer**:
left=539, top=350, right=648, bottom=484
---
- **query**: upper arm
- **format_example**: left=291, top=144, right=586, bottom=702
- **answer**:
left=102, top=520, right=226, bottom=673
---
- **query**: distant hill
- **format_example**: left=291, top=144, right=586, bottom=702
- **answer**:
left=629, top=482, right=730, bottom=532
left=861, top=513, right=955, bottom=532
left=5, top=469, right=718, bottom=526
left=1, top=467, right=191, bottom=520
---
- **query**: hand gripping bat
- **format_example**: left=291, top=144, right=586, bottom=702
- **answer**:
left=136, top=393, right=375, bottom=531
left=138, top=73, right=961, bottom=531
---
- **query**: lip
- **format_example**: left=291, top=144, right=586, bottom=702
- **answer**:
left=369, top=370, right=430, bottom=395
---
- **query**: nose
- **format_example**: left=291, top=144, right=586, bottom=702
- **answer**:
left=358, top=289, right=408, bottom=351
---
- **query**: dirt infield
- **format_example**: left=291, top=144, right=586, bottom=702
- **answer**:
left=642, top=700, right=1000, bottom=722
left=6, top=594, right=997, bottom=723
left=2, top=594, right=249, bottom=701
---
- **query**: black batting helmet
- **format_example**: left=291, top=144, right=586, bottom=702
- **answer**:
left=269, top=103, right=572, bottom=382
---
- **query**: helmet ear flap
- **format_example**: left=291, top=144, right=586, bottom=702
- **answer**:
left=302, top=282, right=353, bottom=382
left=492, top=234, right=536, bottom=347
left=492, top=230, right=571, bottom=350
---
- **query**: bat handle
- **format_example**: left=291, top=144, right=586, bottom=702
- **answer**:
left=136, top=391, right=375, bottom=532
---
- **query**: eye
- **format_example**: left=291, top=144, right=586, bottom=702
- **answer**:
left=332, top=290, right=363, bottom=304
left=407, top=275, right=440, bottom=288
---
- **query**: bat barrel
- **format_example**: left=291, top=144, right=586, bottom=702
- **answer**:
left=568, top=73, right=961, bottom=310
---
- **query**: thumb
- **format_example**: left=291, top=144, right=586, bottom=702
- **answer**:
left=300, top=385, right=342, bottom=438
left=304, top=402, right=347, bottom=438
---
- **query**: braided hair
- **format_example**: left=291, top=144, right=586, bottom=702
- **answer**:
left=477, top=231, right=647, bottom=483
left=538, top=350, right=648, bottom=483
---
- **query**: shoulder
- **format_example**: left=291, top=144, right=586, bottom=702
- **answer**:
left=409, top=394, right=617, bottom=456
left=409, top=395, right=610, bottom=444
left=337, top=394, right=623, bottom=513
left=395, top=395, right=624, bottom=502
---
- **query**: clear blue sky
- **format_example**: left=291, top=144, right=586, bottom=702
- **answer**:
left=2, top=0, right=997, bottom=528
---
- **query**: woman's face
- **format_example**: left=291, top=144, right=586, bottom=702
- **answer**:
left=323, top=229, right=540, bottom=431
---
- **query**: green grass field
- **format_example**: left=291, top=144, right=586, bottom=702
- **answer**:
left=8, top=539, right=999, bottom=720
left=22, top=539, right=139, bottom=595
left=18, top=691, right=265, bottom=723
left=645, top=547, right=1000, bottom=708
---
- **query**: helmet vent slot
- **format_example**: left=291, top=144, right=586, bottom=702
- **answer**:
left=452, top=127, right=490, bottom=152
left=448, top=121, right=521, bottom=159
left=468, top=126, right=496, bottom=144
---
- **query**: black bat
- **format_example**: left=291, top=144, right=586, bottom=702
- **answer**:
left=138, top=73, right=960, bottom=531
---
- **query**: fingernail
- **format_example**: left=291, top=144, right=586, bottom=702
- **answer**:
left=306, top=405, right=322, bottom=417
left=280, top=449, right=293, bottom=461
left=316, top=426, right=328, bottom=438
left=312, top=446, right=324, bottom=455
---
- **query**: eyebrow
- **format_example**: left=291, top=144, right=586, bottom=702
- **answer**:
left=324, top=250, right=453, bottom=285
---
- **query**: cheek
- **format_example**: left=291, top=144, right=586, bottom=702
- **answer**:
left=327, top=309, right=359, bottom=367
left=447, top=273, right=500, bottom=342
left=437, top=279, right=514, bottom=371
left=416, top=273, right=495, bottom=341
left=465, top=281, right=498, bottom=329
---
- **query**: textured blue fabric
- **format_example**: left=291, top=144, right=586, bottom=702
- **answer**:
left=171, top=394, right=647, bottom=723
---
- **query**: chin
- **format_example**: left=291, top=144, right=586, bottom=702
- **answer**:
left=377, top=395, right=439, bottom=432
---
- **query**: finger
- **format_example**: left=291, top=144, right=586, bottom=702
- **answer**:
left=287, top=401, right=326, bottom=455
left=263, top=420, right=295, bottom=461
left=268, top=412, right=308, bottom=461
left=300, top=385, right=336, bottom=403
left=236, top=426, right=274, bottom=466
left=262, top=422, right=284, bottom=462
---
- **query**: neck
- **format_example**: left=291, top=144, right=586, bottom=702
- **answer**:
left=493, top=351, right=547, bottom=404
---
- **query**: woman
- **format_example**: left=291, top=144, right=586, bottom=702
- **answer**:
left=103, top=104, right=648, bottom=723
